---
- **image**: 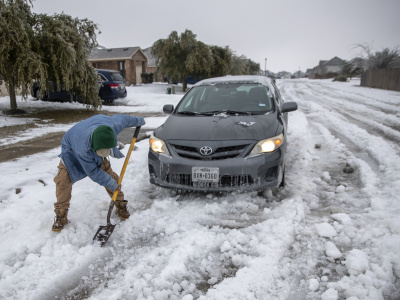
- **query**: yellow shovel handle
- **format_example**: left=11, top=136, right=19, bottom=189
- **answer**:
left=111, top=126, right=141, bottom=202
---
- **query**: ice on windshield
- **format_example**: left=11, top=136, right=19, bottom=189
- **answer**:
left=176, top=83, right=274, bottom=114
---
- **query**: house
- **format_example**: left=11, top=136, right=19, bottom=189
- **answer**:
left=305, top=68, right=314, bottom=78
left=142, top=47, right=163, bottom=82
left=306, top=67, right=318, bottom=79
left=322, top=56, right=344, bottom=75
left=0, top=81, right=22, bottom=97
left=308, top=57, right=344, bottom=79
left=142, top=47, right=156, bottom=75
left=316, top=57, right=344, bottom=78
left=88, top=47, right=148, bottom=85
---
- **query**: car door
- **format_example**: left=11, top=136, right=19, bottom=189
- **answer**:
left=98, top=72, right=113, bottom=100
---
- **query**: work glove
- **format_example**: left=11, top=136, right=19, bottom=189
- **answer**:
left=117, top=141, right=125, bottom=150
left=136, top=116, right=146, bottom=127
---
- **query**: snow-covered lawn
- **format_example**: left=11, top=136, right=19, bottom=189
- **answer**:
left=0, top=80, right=399, bottom=299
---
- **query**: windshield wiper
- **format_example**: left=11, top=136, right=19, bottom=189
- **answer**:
left=177, top=111, right=221, bottom=116
left=178, top=110, right=252, bottom=116
left=201, top=110, right=252, bottom=116
left=224, top=110, right=252, bottom=115
left=176, top=111, right=199, bottom=115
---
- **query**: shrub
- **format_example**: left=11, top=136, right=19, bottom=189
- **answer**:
left=333, top=75, right=348, bottom=82
left=141, top=73, right=154, bottom=84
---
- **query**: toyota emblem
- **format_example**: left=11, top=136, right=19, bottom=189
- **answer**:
left=200, top=146, right=213, bottom=156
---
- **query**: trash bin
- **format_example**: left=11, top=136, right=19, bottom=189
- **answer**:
left=167, top=88, right=171, bottom=94
left=171, top=86, right=175, bottom=94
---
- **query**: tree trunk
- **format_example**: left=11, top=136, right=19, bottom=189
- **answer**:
left=183, top=78, right=187, bottom=92
left=9, top=83, right=18, bottom=111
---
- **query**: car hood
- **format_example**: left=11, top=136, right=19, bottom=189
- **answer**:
left=155, top=113, right=280, bottom=141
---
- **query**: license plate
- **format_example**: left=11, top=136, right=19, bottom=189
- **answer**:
left=120, top=84, right=125, bottom=89
left=192, top=167, right=219, bottom=182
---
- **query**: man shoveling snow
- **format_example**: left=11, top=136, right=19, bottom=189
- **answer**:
left=52, top=114, right=145, bottom=232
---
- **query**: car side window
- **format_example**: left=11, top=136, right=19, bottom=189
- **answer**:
left=97, top=74, right=107, bottom=83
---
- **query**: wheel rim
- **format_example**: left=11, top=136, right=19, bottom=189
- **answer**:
left=36, top=89, right=44, bottom=100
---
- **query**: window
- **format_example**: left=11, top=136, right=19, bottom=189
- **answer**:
left=110, top=72, right=124, bottom=82
left=97, top=73, right=107, bottom=82
left=118, top=61, right=126, bottom=78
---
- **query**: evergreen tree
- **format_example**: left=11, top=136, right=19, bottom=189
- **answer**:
left=186, top=41, right=213, bottom=81
left=246, top=59, right=261, bottom=75
left=342, top=60, right=362, bottom=79
left=152, top=29, right=260, bottom=90
left=0, top=0, right=41, bottom=112
left=210, top=45, right=232, bottom=77
left=229, top=55, right=248, bottom=75
left=152, top=29, right=214, bottom=91
left=32, top=13, right=100, bottom=107
left=0, top=0, right=100, bottom=113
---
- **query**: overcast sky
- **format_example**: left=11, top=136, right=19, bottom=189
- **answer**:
left=31, top=0, right=400, bottom=73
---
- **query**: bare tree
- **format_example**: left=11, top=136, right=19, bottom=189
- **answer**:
left=352, top=43, right=400, bottom=71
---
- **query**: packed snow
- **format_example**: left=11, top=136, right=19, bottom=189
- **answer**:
left=0, top=79, right=399, bottom=299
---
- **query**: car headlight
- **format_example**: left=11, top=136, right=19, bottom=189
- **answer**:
left=149, top=135, right=170, bottom=155
left=249, top=133, right=284, bottom=156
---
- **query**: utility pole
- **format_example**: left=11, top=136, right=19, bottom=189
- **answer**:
left=265, top=58, right=267, bottom=76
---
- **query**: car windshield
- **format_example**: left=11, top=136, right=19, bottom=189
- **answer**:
left=110, top=72, right=124, bottom=82
left=175, top=83, right=274, bottom=115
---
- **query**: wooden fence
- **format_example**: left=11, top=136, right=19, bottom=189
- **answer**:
left=361, top=69, right=400, bottom=91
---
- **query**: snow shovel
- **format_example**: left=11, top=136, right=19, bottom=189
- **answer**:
left=93, top=126, right=141, bottom=246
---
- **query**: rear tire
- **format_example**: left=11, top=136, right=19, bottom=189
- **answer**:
left=36, top=88, right=46, bottom=100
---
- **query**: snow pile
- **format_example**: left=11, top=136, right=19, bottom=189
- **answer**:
left=0, top=80, right=399, bottom=299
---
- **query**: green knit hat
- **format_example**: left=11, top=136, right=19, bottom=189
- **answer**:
left=92, top=125, right=117, bottom=151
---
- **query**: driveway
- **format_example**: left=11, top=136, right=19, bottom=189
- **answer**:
left=0, top=109, right=160, bottom=163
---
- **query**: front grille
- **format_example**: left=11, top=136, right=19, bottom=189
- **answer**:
left=172, top=144, right=249, bottom=160
left=166, top=173, right=253, bottom=188
left=220, top=175, right=253, bottom=187
left=166, top=173, right=192, bottom=186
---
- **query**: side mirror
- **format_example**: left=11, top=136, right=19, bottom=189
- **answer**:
left=163, top=104, right=174, bottom=114
left=281, top=102, right=298, bottom=113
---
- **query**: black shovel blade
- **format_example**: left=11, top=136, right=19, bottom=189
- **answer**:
left=93, top=224, right=116, bottom=246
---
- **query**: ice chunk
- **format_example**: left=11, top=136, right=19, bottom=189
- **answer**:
left=321, top=288, right=338, bottom=300
left=308, top=278, right=319, bottom=291
left=315, top=223, right=337, bottom=237
left=325, top=241, right=342, bottom=259
left=345, top=249, right=369, bottom=275
left=220, top=241, right=232, bottom=252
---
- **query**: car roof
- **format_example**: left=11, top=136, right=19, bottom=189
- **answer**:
left=96, top=68, right=120, bottom=73
left=193, top=75, right=274, bottom=87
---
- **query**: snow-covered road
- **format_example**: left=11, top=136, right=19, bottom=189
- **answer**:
left=0, top=79, right=399, bottom=300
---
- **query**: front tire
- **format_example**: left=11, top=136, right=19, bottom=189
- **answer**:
left=279, top=166, right=286, bottom=189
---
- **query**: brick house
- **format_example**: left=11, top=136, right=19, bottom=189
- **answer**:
left=142, top=47, right=156, bottom=75
left=308, top=57, right=344, bottom=79
left=88, top=47, right=148, bottom=85
left=142, top=46, right=165, bottom=82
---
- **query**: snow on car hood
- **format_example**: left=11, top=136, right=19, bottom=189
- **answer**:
left=155, top=113, right=280, bottom=141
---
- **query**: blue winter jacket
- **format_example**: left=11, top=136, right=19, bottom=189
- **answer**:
left=59, top=114, right=145, bottom=192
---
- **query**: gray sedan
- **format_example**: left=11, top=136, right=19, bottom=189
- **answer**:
left=148, top=75, right=298, bottom=192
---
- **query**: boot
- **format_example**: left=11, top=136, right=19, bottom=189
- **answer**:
left=115, top=200, right=130, bottom=220
left=52, top=208, right=69, bottom=232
